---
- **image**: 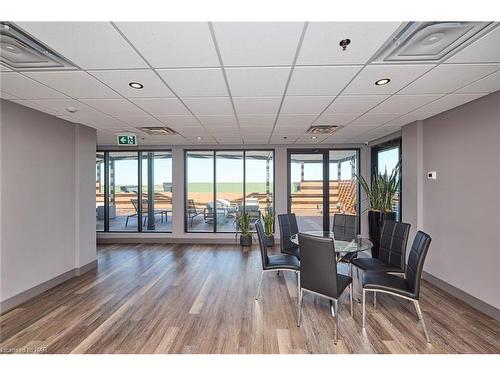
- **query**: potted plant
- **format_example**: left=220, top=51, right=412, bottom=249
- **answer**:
left=355, top=161, right=401, bottom=258
left=262, top=208, right=275, bottom=247
left=235, top=212, right=252, bottom=247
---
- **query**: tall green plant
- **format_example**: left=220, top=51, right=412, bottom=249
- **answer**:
left=262, top=208, right=275, bottom=236
left=355, top=160, right=401, bottom=212
left=234, top=212, right=251, bottom=236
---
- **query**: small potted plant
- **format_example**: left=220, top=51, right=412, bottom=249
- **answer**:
left=355, top=161, right=401, bottom=258
left=262, top=208, right=275, bottom=247
left=235, top=212, right=252, bottom=247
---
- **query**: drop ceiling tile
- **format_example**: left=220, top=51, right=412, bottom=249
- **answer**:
left=76, top=115, right=130, bottom=129
left=348, top=113, right=400, bottom=126
left=82, top=98, right=148, bottom=117
left=189, top=136, right=217, bottom=144
left=212, top=22, right=304, bottom=66
left=0, top=72, right=68, bottom=99
left=32, top=98, right=105, bottom=117
left=412, top=93, right=487, bottom=114
left=343, top=64, right=435, bottom=95
left=216, top=137, right=244, bottom=145
left=280, top=96, right=334, bottom=114
left=232, top=97, right=282, bottom=115
left=130, top=98, right=189, bottom=116
left=16, top=22, right=147, bottom=69
left=10, top=99, right=65, bottom=117
left=287, top=66, right=362, bottom=96
left=324, top=95, right=389, bottom=113
left=197, top=115, right=238, bottom=127
left=269, top=135, right=300, bottom=144
left=272, top=125, right=309, bottom=134
left=446, top=26, right=500, bottom=63
left=115, top=22, right=219, bottom=68
left=182, top=97, right=233, bottom=115
left=0, top=91, right=18, bottom=100
left=314, top=113, right=363, bottom=125
left=89, top=70, right=174, bottom=98
left=385, top=112, right=435, bottom=126
left=238, top=114, right=276, bottom=127
left=24, top=71, right=121, bottom=99
left=225, top=67, right=290, bottom=96
left=208, top=126, right=241, bottom=134
left=176, top=127, right=213, bottom=137
left=276, top=114, right=317, bottom=127
left=370, top=94, right=444, bottom=113
left=295, top=134, right=330, bottom=143
left=156, top=115, right=200, bottom=127
left=156, top=68, right=228, bottom=97
left=333, top=126, right=371, bottom=136
left=297, top=22, right=402, bottom=65
left=399, top=64, right=500, bottom=94
left=455, top=70, right=500, bottom=93
left=114, top=116, right=164, bottom=127
left=240, top=127, right=272, bottom=136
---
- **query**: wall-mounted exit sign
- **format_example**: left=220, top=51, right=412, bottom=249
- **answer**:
left=116, top=133, right=138, bottom=146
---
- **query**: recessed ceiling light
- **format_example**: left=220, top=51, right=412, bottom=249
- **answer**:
left=129, top=82, right=143, bottom=89
left=311, top=136, right=318, bottom=140
left=65, top=106, right=77, bottom=113
left=196, top=136, right=202, bottom=140
left=375, top=78, right=391, bottom=86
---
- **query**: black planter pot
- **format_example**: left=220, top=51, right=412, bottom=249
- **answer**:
left=264, top=234, right=274, bottom=247
left=368, top=210, right=396, bottom=258
left=240, top=234, right=253, bottom=247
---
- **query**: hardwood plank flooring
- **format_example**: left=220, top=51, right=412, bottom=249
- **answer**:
left=1, top=243, right=499, bottom=354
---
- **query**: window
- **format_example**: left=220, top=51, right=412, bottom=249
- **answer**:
left=96, top=150, right=172, bottom=233
left=372, top=139, right=402, bottom=220
left=185, top=150, right=274, bottom=233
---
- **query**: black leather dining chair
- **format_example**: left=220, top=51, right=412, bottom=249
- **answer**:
left=278, top=213, right=300, bottom=259
left=255, top=220, right=300, bottom=300
left=297, top=233, right=353, bottom=344
left=351, top=220, right=410, bottom=280
left=362, top=231, right=432, bottom=342
left=332, top=213, right=358, bottom=272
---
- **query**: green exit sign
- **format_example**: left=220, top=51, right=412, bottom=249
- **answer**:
left=117, top=134, right=137, bottom=146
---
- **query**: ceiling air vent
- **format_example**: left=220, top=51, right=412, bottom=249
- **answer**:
left=306, top=125, right=341, bottom=134
left=0, top=22, right=75, bottom=70
left=371, top=22, right=493, bottom=63
left=139, top=127, right=177, bottom=135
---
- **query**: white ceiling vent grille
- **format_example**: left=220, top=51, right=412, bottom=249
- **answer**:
left=306, top=125, right=341, bottom=134
left=371, top=22, right=493, bottom=63
left=138, top=127, right=178, bottom=135
left=0, top=22, right=76, bottom=70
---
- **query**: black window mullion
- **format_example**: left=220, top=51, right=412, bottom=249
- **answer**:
left=243, top=150, right=246, bottom=219
left=213, top=150, right=217, bottom=233
left=104, top=151, right=109, bottom=232
left=138, top=151, right=142, bottom=232
left=323, top=150, right=329, bottom=232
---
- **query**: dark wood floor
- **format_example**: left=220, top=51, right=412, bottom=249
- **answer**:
left=1, top=243, right=499, bottom=354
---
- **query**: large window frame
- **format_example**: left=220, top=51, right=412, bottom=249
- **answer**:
left=371, top=138, right=402, bottom=221
left=97, top=149, right=173, bottom=233
left=287, top=148, right=361, bottom=233
left=184, top=149, right=275, bottom=233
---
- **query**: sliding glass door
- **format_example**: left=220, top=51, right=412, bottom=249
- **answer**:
left=288, top=149, right=359, bottom=232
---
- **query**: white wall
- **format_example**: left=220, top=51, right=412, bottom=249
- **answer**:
left=402, top=91, right=500, bottom=310
left=0, top=100, right=97, bottom=304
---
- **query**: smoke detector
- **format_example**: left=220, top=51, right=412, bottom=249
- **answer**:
left=306, top=125, right=342, bottom=134
left=0, top=22, right=75, bottom=70
left=138, top=127, right=177, bottom=135
left=371, top=22, right=493, bottom=63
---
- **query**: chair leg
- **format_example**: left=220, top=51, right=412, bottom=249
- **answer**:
left=297, top=289, right=303, bottom=327
left=362, top=289, right=366, bottom=329
left=334, top=299, right=339, bottom=344
left=374, top=291, right=377, bottom=309
left=125, top=217, right=129, bottom=227
left=255, top=271, right=264, bottom=300
left=414, top=300, right=431, bottom=343
left=349, top=283, right=353, bottom=317
left=296, top=271, right=300, bottom=301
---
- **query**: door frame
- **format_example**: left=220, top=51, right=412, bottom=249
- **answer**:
left=287, top=148, right=361, bottom=232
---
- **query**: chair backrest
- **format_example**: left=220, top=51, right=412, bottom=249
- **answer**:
left=299, top=233, right=341, bottom=299
left=332, top=213, right=357, bottom=242
left=255, top=220, right=269, bottom=269
left=278, top=213, right=299, bottom=252
left=378, top=220, right=411, bottom=271
left=187, top=199, right=196, bottom=213
left=405, top=231, right=432, bottom=298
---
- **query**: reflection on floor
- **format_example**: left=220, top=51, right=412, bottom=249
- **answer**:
left=2, top=243, right=498, bottom=354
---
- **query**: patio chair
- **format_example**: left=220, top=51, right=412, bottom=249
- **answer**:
left=187, top=199, right=203, bottom=227
left=126, top=199, right=169, bottom=227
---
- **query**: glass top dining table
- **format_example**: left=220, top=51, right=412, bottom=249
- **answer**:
left=290, top=231, right=373, bottom=254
